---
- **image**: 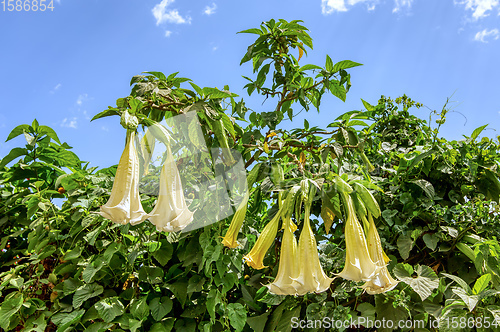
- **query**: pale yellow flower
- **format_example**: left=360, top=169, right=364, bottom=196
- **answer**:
left=222, top=192, right=249, bottom=248
left=139, top=129, right=155, bottom=176
left=98, top=131, right=150, bottom=225
left=243, top=209, right=282, bottom=270
left=291, top=202, right=334, bottom=295
left=267, top=215, right=299, bottom=295
left=337, top=193, right=378, bottom=282
left=148, top=145, right=194, bottom=232
left=362, top=213, right=399, bottom=294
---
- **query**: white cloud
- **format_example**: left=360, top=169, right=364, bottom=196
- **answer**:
left=152, top=0, right=191, bottom=25
left=455, top=0, right=500, bottom=19
left=76, top=93, right=88, bottom=106
left=393, top=0, right=413, bottom=13
left=50, top=83, right=62, bottom=94
left=212, top=46, right=218, bottom=51
left=204, top=3, right=217, bottom=15
left=101, top=126, right=109, bottom=132
left=474, top=28, right=500, bottom=42
left=61, top=117, right=78, bottom=129
left=321, top=0, right=389, bottom=14
left=165, top=30, right=173, bottom=37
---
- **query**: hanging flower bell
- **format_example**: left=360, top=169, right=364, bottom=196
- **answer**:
left=243, top=207, right=282, bottom=270
left=222, top=192, right=249, bottom=248
left=362, top=213, right=399, bottom=294
left=148, top=144, right=194, bottom=232
left=267, top=214, right=299, bottom=295
left=98, top=131, right=150, bottom=225
left=337, top=192, right=378, bottom=282
left=291, top=184, right=334, bottom=295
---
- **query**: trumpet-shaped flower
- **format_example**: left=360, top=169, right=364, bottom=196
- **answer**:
left=222, top=192, right=249, bottom=248
left=337, top=193, right=378, bottom=282
left=139, top=129, right=155, bottom=176
left=243, top=209, right=282, bottom=270
left=148, top=146, right=194, bottom=232
left=362, top=213, right=399, bottom=294
left=267, top=216, right=299, bottom=295
left=291, top=204, right=334, bottom=295
left=98, top=131, right=150, bottom=225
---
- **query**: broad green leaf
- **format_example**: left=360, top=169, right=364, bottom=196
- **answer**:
left=152, top=239, right=173, bottom=266
left=394, top=264, right=439, bottom=301
left=144, top=71, right=167, bottom=81
left=73, top=283, right=104, bottom=308
left=397, top=234, right=414, bottom=260
left=226, top=303, right=247, bottom=332
left=441, top=272, right=471, bottom=293
left=237, top=28, right=263, bottom=35
left=51, top=308, right=85, bottom=329
left=470, top=124, right=488, bottom=141
left=328, top=80, right=346, bottom=102
left=0, top=147, right=27, bottom=169
left=167, top=280, right=188, bottom=308
left=247, top=311, right=270, bottom=332
left=138, top=266, right=164, bottom=285
left=149, top=296, right=173, bottom=321
left=332, top=60, right=363, bottom=72
left=0, top=296, right=23, bottom=330
left=299, top=64, right=322, bottom=71
left=325, top=54, right=333, bottom=72
left=130, top=297, right=149, bottom=320
left=353, top=182, right=380, bottom=218
left=472, top=273, right=491, bottom=295
left=150, top=319, right=175, bottom=332
left=6, top=124, right=30, bottom=141
left=95, top=297, right=125, bottom=323
left=38, top=125, right=61, bottom=144
left=410, top=179, right=435, bottom=199
left=91, top=108, right=120, bottom=122
left=452, top=287, right=479, bottom=312
left=423, top=233, right=439, bottom=251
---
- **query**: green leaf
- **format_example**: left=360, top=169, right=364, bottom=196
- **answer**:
left=138, top=266, right=164, bottom=285
left=91, top=108, right=120, bottom=122
left=247, top=311, right=270, bottom=332
left=397, top=234, right=414, bottom=260
left=0, top=296, right=23, bottom=330
left=332, top=60, right=363, bottom=72
left=325, top=55, right=333, bottom=72
left=473, top=273, right=492, bottom=295
left=167, top=280, right=188, bottom=308
left=394, top=264, right=439, bottom=301
left=152, top=240, right=173, bottom=266
left=328, top=80, right=346, bottom=102
left=38, top=125, right=61, bottom=144
left=51, top=309, right=85, bottom=330
left=410, top=179, right=435, bottom=199
left=237, top=28, right=263, bottom=35
left=144, top=71, right=167, bottom=81
left=6, top=124, right=30, bottom=141
left=470, top=124, right=488, bottom=141
left=452, top=287, right=479, bottom=312
left=353, top=182, right=381, bottom=218
left=130, top=297, right=149, bottom=320
left=150, top=319, right=175, bottom=332
left=441, top=272, right=471, bottom=293
left=299, top=64, right=322, bottom=72
left=149, top=296, right=173, bottom=321
left=73, top=283, right=104, bottom=308
left=423, top=233, right=439, bottom=251
left=95, top=297, right=125, bottom=323
left=0, top=147, right=27, bottom=169
left=226, top=303, right=247, bottom=332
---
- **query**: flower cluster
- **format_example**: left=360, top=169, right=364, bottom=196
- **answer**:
left=222, top=177, right=398, bottom=296
left=98, top=123, right=194, bottom=232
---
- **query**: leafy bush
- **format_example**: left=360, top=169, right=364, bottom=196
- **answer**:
left=1, top=19, right=500, bottom=332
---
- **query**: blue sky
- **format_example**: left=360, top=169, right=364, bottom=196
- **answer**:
left=0, top=0, right=499, bottom=169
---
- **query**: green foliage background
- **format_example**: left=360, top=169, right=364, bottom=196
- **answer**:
left=2, top=19, right=500, bottom=332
